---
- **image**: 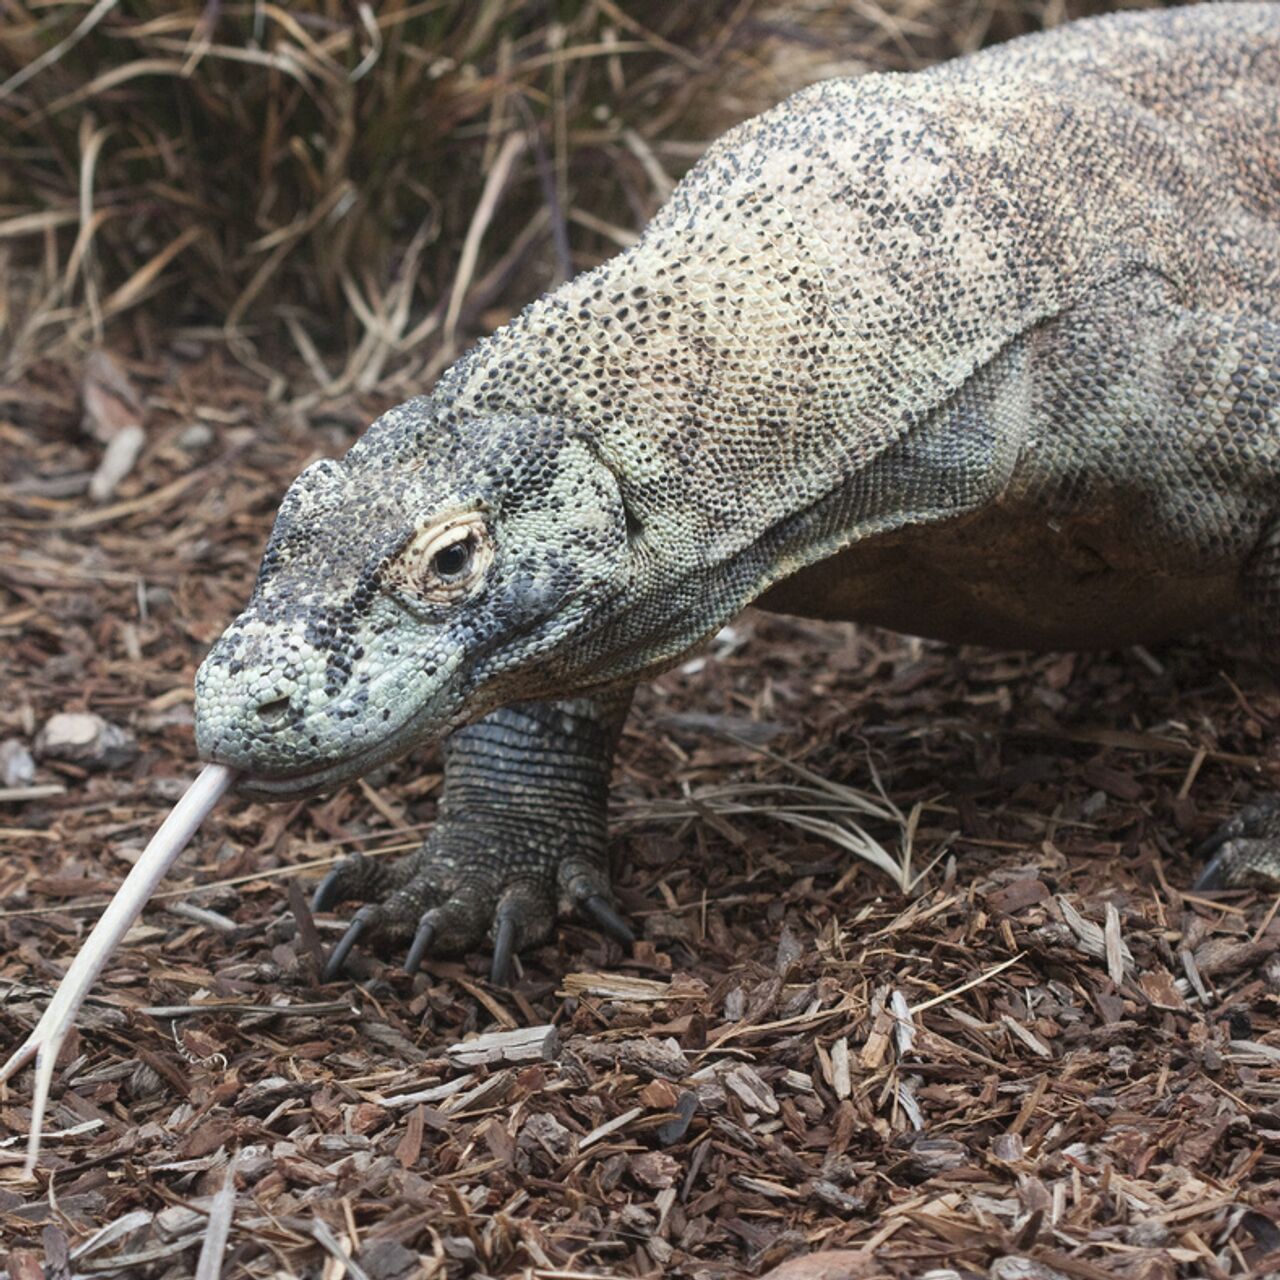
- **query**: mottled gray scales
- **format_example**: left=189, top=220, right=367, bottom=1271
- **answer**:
left=194, top=6, right=1280, bottom=972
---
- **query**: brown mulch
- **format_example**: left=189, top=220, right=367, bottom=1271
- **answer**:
left=3, top=352, right=1280, bottom=1279
left=12, top=1, right=1275, bottom=1274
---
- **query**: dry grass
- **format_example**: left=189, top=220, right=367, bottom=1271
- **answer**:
left=1, top=0, right=1168, bottom=398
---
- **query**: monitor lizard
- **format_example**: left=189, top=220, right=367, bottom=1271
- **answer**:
left=193, top=3, right=1280, bottom=983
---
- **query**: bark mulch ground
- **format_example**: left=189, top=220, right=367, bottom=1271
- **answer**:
left=2, top=351, right=1280, bottom=1277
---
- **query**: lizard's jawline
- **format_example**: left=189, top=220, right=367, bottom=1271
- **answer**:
left=209, top=722, right=420, bottom=801
left=231, top=753, right=380, bottom=800
left=216, top=700, right=477, bottom=800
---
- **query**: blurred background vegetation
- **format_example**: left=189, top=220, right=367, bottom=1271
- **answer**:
left=1, top=0, right=1171, bottom=402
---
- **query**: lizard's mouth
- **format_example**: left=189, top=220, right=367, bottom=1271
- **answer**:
left=203, top=694, right=477, bottom=801
left=197, top=710, right=419, bottom=801
left=231, top=755, right=373, bottom=800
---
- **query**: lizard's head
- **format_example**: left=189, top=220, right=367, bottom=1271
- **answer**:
left=194, top=397, right=629, bottom=797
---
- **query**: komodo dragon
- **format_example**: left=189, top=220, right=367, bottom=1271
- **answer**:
left=194, top=4, right=1280, bottom=983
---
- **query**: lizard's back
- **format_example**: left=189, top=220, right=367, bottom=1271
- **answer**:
left=729, top=4, right=1280, bottom=649
left=760, top=1, right=1280, bottom=647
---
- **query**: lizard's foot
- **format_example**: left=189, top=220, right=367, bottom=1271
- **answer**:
left=311, top=695, right=633, bottom=984
left=1194, top=795, right=1280, bottom=890
left=313, top=821, right=633, bottom=986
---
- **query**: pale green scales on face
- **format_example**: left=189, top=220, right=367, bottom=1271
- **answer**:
left=196, top=1, right=1280, bottom=926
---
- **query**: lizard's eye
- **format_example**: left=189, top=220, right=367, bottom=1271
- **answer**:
left=432, top=537, right=474, bottom=580
left=391, top=512, right=492, bottom=605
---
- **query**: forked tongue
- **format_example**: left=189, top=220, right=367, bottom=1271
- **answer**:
left=0, top=763, right=236, bottom=1175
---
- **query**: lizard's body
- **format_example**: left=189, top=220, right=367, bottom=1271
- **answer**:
left=195, top=5, right=1280, bottom=974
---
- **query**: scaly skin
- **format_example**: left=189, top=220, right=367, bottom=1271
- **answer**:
left=195, top=6, right=1280, bottom=979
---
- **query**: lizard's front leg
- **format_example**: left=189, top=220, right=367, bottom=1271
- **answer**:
left=314, top=690, right=634, bottom=984
left=1196, top=523, right=1280, bottom=890
left=1190, top=314, right=1280, bottom=891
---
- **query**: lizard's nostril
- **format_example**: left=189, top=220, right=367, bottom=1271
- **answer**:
left=256, top=695, right=293, bottom=723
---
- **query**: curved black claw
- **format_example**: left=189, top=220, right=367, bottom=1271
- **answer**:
left=313, top=864, right=349, bottom=913
left=491, top=914, right=517, bottom=987
left=583, top=894, right=634, bottom=946
left=1192, top=853, right=1228, bottom=892
left=322, top=909, right=371, bottom=982
left=404, top=918, right=436, bottom=975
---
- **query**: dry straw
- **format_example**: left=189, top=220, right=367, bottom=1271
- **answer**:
left=0, top=0, right=1110, bottom=397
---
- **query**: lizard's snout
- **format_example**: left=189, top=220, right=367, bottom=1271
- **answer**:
left=194, top=600, right=460, bottom=795
left=194, top=617, right=330, bottom=776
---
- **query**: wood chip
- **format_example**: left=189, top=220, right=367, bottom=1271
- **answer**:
left=447, top=1024, right=560, bottom=1066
